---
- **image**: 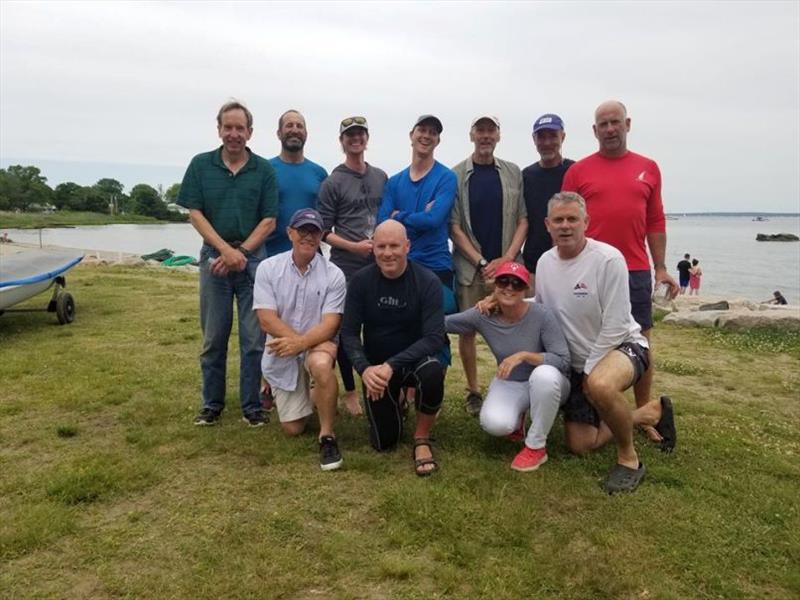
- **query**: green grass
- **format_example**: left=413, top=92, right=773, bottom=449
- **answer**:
left=0, top=210, right=165, bottom=229
left=1, top=266, right=798, bottom=598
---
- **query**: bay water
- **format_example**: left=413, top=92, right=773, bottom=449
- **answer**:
left=4, top=216, right=799, bottom=304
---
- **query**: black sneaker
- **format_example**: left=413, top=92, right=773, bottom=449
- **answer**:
left=242, top=410, right=268, bottom=428
left=319, top=435, right=343, bottom=471
left=194, top=408, right=221, bottom=426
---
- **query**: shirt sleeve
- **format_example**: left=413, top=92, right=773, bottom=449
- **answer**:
left=450, top=169, right=464, bottom=226
left=322, top=264, right=347, bottom=314
left=385, top=272, right=446, bottom=371
left=341, top=274, right=371, bottom=374
left=317, top=176, right=336, bottom=233
left=645, top=160, right=666, bottom=234
left=399, top=169, right=457, bottom=234
left=444, top=307, right=479, bottom=335
left=377, top=178, right=396, bottom=224
left=561, top=164, right=577, bottom=193
left=260, top=161, right=279, bottom=219
left=252, top=260, right=277, bottom=310
left=177, top=157, right=203, bottom=210
left=537, top=307, right=571, bottom=375
left=584, top=254, right=635, bottom=375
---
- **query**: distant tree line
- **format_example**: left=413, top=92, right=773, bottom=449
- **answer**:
left=0, top=165, right=186, bottom=222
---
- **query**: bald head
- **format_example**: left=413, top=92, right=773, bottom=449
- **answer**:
left=373, top=220, right=410, bottom=279
left=593, top=100, right=630, bottom=157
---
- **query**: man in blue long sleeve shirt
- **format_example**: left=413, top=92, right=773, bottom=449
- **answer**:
left=378, top=114, right=457, bottom=287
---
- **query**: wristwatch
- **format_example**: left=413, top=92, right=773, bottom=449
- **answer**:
left=477, top=258, right=488, bottom=269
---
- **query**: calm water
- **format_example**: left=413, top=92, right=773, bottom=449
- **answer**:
left=4, top=216, right=799, bottom=304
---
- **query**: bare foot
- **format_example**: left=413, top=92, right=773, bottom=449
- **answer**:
left=342, top=391, right=363, bottom=416
left=637, top=400, right=663, bottom=443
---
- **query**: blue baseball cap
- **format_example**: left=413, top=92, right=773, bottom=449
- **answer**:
left=289, top=208, right=324, bottom=231
left=533, top=114, right=565, bottom=134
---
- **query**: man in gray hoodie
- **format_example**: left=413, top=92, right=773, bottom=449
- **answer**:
left=318, top=116, right=388, bottom=416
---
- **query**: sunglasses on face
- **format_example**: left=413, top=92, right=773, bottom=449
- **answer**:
left=495, top=276, right=527, bottom=291
left=294, top=226, right=322, bottom=239
left=341, top=116, right=367, bottom=128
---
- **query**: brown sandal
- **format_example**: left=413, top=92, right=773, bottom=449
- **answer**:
left=413, top=438, right=439, bottom=477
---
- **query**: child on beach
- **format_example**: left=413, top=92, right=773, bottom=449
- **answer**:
left=688, top=259, right=703, bottom=296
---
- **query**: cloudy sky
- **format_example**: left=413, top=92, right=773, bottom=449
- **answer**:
left=1, top=1, right=798, bottom=212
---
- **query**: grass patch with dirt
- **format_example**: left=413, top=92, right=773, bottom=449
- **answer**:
left=1, top=265, right=798, bottom=598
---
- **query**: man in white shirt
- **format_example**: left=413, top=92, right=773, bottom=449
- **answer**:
left=253, top=208, right=347, bottom=471
left=535, top=192, right=673, bottom=493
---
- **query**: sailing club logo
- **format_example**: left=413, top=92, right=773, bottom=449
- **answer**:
left=573, top=282, right=589, bottom=298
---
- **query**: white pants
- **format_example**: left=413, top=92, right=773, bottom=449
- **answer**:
left=479, top=365, right=570, bottom=449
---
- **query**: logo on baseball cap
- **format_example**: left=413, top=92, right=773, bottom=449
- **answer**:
left=289, top=208, right=324, bottom=231
left=533, top=114, right=565, bottom=134
left=494, top=262, right=531, bottom=286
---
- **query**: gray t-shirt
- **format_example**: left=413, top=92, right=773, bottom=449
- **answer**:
left=445, top=304, right=570, bottom=381
left=317, top=163, right=388, bottom=279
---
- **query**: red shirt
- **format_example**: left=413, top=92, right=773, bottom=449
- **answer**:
left=562, top=151, right=666, bottom=271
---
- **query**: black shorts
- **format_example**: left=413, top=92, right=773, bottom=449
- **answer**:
left=561, top=342, right=650, bottom=427
left=628, top=270, right=653, bottom=331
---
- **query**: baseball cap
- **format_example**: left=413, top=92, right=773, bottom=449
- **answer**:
left=339, top=116, right=368, bottom=135
left=533, top=114, right=565, bottom=134
left=289, top=208, right=324, bottom=231
left=494, top=262, right=531, bottom=286
left=413, top=114, right=443, bottom=134
left=471, top=115, right=500, bottom=129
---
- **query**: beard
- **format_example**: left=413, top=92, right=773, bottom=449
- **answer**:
left=281, top=136, right=305, bottom=152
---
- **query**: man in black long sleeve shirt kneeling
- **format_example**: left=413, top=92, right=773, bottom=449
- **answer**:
left=341, top=220, right=446, bottom=475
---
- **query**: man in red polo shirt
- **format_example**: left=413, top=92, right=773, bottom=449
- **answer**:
left=561, top=100, right=677, bottom=452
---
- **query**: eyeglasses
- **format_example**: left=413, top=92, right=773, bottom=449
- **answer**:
left=495, top=276, right=527, bottom=291
left=341, top=116, right=367, bottom=128
left=293, top=226, right=322, bottom=239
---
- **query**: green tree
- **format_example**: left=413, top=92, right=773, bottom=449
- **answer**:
left=54, top=182, right=83, bottom=210
left=164, top=183, right=181, bottom=205
left=0, top=165, right=54, bottom=211
left=130, top=183, right=168, bottom=219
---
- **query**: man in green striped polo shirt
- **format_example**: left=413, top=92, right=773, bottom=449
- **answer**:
left=178, top=100, right=278, bottom=427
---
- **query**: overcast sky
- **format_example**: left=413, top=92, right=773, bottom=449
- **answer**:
left=1, top=1, right=798, bottom=212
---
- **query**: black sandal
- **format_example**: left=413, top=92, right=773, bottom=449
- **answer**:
left=413, top=438, right=439, bottom=477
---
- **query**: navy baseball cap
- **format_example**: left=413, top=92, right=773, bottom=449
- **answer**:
left=533, top=114, right=565, bottom=134
left=289, top=208, right=324, bottom=230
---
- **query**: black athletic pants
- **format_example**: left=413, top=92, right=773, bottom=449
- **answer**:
left=363, top=356, right=445, bottom=451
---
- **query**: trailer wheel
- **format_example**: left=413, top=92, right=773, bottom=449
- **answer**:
left=56, top=292, right=75, bottom=324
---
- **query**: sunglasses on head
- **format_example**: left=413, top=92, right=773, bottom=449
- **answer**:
left=495, top=276, right=527, bottom=291
left=341, top=116, right=367, bottom=128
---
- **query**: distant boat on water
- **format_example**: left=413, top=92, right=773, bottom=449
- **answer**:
left=753, top=216, right=769, bottom=222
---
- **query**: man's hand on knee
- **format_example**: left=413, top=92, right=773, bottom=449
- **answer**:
left=362, top=364, right=393, bottom=401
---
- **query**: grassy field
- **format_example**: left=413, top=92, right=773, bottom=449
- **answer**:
left=0, top=210, right=166, bottom=229
left=1, top=265, right=798, bottom=599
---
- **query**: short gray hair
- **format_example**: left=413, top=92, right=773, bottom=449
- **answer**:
left=217, top=99, right=253, bottom=129
left=547, top=192, right=587, bottom=217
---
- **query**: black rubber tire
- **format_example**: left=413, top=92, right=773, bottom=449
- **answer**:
left=56, top=292, right=75, bottom=325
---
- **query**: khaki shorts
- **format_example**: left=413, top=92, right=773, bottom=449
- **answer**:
left=272, top=341, right=337, bottom=423
left=456, top=272, right=495, bottom=312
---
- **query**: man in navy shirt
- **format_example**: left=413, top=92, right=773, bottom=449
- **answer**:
left=450, top=115, right=526, bottom=416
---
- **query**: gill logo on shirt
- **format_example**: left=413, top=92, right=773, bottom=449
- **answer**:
left=637, top=171, right=647, bottom=182
left=378, top=296, right=407, bottom=309
left=573, top=282, right=589, bottom=298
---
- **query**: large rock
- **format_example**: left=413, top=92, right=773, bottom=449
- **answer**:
left=661, top=298, right=800, bottom=330
left=756, top=233, right=799, bottom=241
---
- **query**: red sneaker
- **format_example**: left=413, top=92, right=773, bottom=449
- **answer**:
left=506, top=413, right=526, bottom=442
left=511, top=446, right=548, bottom=472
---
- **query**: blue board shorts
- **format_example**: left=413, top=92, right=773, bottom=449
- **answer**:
left=628, top=270, right=653, bottom=331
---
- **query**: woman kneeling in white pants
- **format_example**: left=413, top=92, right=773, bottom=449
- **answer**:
left=445, top=262, right=571, bottom=471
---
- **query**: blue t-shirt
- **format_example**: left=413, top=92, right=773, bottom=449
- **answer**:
left=265, top=157, right=328, bottom=256
left=468, top=163, right=503, bottom=261
left=377, top=161, right=457, bottom=273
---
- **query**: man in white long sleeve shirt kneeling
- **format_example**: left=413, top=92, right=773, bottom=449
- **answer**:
left=536, top=192, right=665, bottom=494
